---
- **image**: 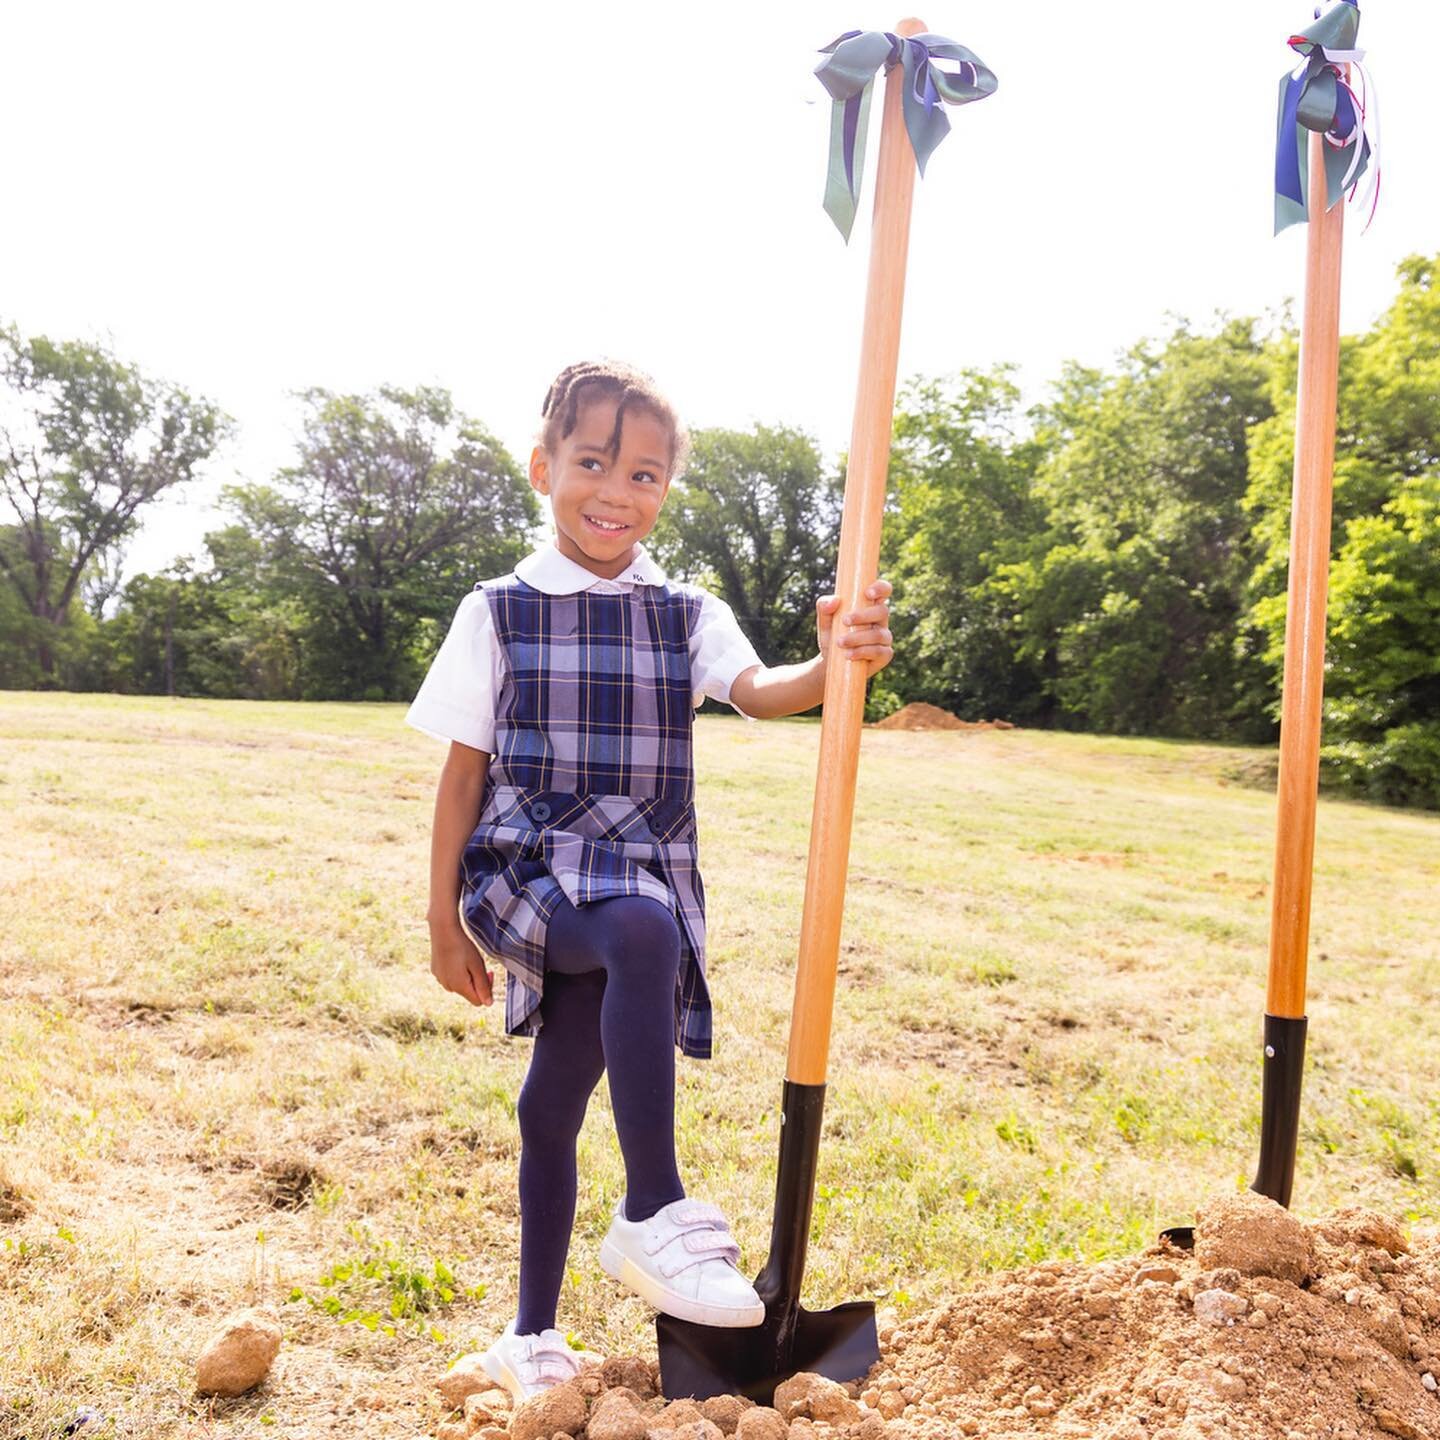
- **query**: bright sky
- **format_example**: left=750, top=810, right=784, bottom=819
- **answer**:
left=3, top=1, right=1434, bottom=589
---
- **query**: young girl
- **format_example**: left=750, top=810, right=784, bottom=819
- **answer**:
left=405, top=359, right=894, bottom=1404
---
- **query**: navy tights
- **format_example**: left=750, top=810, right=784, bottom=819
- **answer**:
left=513, top=894, right=686, bottom=1335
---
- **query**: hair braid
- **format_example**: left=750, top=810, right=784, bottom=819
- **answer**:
left=536, top=358, right=691, bottom=479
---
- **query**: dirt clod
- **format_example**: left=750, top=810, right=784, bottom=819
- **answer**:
left=465, top=1390, right=514, bottom=1428
left=603, top=1355, right=659, bottom=1400
left=698, top=1392, right=754, bottom=1433
left=508, top=1381, right=585, bottom=1440
left=589, top=1389, right=649, bottom=1440
left=733, top=1409, right=787, bottom=1440
left=652, top=1398, right=707, bottom=1430
left=193, top=1304, right=281, bottom=1397
left=438, top=1353, right=502, bottom=1410
left=1314, top=1205, right=1411, bottom=1256
left=1193, top=1189, right=1315, bottom=1283
left=1133, top=1264, right=1180, bottom=1285
left=666, top=1422, right=724, bottom=1440
left=772, top=1372, right=860, bottom=1424
left=1193, top=1287, right=1249, bottom=1325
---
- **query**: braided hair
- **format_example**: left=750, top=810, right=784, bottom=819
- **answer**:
left=537, top=359, right=691, bottom=480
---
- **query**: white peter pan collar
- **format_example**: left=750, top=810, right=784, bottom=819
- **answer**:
left=514, top=538, right=669, bottom=595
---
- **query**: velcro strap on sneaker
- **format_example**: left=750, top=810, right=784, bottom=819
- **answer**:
left=681, top=1227, right=740, bottom=1259
left=670, top=1200, right=729, bottom=1229
left=522, top=1346, right=579, bottom=1384
left=642, top=1201, right=732, bottom=1255
left=658, top=1227, right=742, bottom=1277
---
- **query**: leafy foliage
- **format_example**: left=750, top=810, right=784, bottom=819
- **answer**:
left=3, top=253, right=1438, bottom=804
left=647, top=424, right=842, bottom=670
left=0, top=325, right=229, bottom=683
left=1002, top=318, right=1276, bottom=738
left=882, top=367, right=1047, bottom=723
left=1246, top=256, right=1440, bottom=804
left=214, top=385, right=539, bottom=700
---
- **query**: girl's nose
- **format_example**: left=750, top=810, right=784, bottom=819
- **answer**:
left=594, top=473, right=632, bottom=507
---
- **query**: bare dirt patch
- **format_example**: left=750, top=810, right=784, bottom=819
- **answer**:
left=249, top=1154, right=326, bottom=1212
left=870, top=704, right=1016, bottom=733
left=858, top=1021, right=1032, bottom=1084
left=0, top=1182, right=30, bottom=1225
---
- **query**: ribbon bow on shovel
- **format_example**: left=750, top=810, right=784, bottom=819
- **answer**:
left=815, top=28, right=997, bottom=240
left=1274, top=0, right=1381, bottom=234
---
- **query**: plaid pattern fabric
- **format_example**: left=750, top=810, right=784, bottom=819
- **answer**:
left=457, top=575, right=714, bottom=1058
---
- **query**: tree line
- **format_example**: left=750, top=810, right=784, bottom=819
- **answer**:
left=2, top=255, right=1436, bottom=807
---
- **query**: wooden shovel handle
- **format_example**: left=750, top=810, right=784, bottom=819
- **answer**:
left=787, top=18, right=926, bottom=1086
left=1268, top=124, right=1345, bottom=1019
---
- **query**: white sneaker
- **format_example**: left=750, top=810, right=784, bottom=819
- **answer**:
left=480, top=1319, right=584, bottom=1404
left=599, top=1196, right=765, bottom=1328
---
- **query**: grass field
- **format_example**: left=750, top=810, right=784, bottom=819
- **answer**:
left=1, top=693, right=1437, bottom=1438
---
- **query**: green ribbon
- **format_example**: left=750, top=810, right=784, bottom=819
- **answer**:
left=815, top=29, right=997, bottom=242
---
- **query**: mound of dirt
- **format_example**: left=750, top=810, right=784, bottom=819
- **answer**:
left=864, top=1191, right=1439, bottom=1439
left=871, top=703, right=1015, bottom=732
left=434, top=1193, right=1440, bottom=1440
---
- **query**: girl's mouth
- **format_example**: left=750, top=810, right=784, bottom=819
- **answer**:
left=583, top=514, right=630, bottom=535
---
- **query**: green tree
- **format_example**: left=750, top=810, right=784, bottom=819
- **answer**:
left=100, top=559, right=287, bottom=699
left=995, top=317, right=1277, bottom=737
left=215, top=385, right=538, bottom=701
left=1321, top=475, right=1440, bottom=805
left=0, top=325, right=229, bottom=683
left=1247, top=255, right=1440, bottom=805
left=646, top=424, right=843, bottom=670
left=882, top=366, right=1047, bottom=721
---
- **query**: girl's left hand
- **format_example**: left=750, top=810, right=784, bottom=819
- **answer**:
left=816, top=577, right=894, bottom=678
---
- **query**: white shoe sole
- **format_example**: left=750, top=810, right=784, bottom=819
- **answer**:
left=599, top=1236, right=766, bottom=1328
left=480, top=1347, right=531, bottom=1406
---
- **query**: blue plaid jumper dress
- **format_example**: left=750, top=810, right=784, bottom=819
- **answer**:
left=456, top=573, right=714, bottom=1059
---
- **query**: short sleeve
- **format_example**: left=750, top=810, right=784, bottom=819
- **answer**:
left=405, top=589, right=502, bottom=753
left=689, top=589, right=764, bottom=722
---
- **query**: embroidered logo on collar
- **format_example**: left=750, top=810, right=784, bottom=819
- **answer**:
left=515, top=542, right=670, bottom=595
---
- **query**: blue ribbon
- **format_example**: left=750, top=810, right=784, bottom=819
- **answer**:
left=1275, top=0, right=1375, bottom=234
left=815, top=29, right=997, bottom=242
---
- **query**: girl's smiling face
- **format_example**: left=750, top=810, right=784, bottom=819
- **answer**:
left=529, top=394, right=674, bottom=579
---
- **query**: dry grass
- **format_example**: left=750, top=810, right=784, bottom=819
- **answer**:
left=1, top=692, right=1437, bottom=1438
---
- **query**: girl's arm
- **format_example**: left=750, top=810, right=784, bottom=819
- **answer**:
left=427, top=740, right=494, bottom=1006
left=729, top=580, right=894, bottom=720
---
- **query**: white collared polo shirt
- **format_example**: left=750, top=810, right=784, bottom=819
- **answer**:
left=405, top=538, right=764, bottom=754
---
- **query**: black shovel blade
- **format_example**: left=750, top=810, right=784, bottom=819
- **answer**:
left=657, top=1080, right=878, bottom=1403
left=656, top=1299, right=879, bottom=1405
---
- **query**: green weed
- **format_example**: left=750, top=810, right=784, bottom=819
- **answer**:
left=286, top=1224, right=487, bottom=1343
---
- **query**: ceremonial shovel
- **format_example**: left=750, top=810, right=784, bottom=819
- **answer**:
left=656, top=16, right=990, bottom=1403
left=1164, top=115, right=1351, bottom=1250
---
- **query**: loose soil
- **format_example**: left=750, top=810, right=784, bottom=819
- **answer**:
left=870, top=703, right=1015, bottom=732
left=438, top=1193, right=1440, bottom=1440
